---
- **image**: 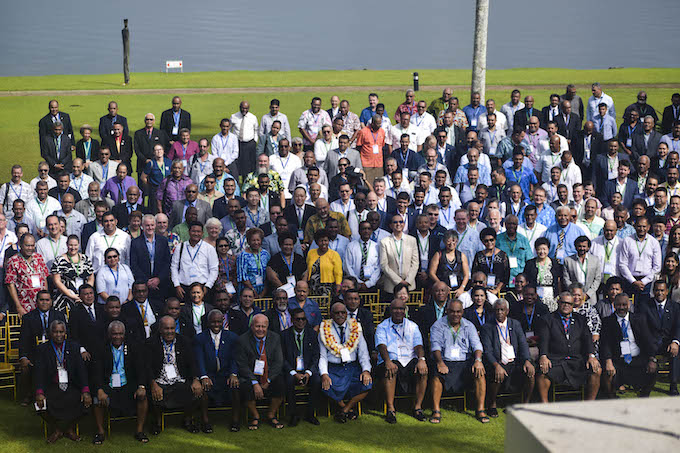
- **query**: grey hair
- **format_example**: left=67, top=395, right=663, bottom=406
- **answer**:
left=494, top=298, right=509, bottom=310
left=108, top=320, right=126, bottom=336
left=142, top=214, right=156, bottom=224
left=48, top=319, right=67, bottom=333
left=205, top=217, right=223, bottom=231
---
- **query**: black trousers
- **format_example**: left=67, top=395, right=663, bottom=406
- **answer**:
left=238, top=140, right=257, bottom=179
left=286, top=373, right=321, bottom=416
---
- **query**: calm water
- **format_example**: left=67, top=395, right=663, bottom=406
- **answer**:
left=1, top=0, right=679, bottom=77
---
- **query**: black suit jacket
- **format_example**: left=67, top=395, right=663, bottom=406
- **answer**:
left=34, top=340, right=88, bottom=393
left=592, top=152, right=631, bottom=199
left=283, top=203, right=317, bottom=232
left=212, top=195, right=246, bottom=220
left=236, top=330, right=284, bottom=383
left=19, top=308, right=67, bottom=361
left=41, top=133, right=73, bottom=176
left=68, top=303, right=106, bottom=356
left=112, top=202, right=148, bottom=228
left=160, top=109, right=192, bottom=142
left=81, top=220, right=99, bottom=251
left=541, top=106, right=562, bottom=128
left=415, top=301, right=444, bottom=350
left=102, top=135, right=133, bottom=170
left=99, top=114, right=129, bottom=140
left=514, top=107, right=541, bottom=131
left=603, top=178, right=639, bottom=208
left=133, top=128, right=170, bottom=173
left=75, top=138, right=101, bottom=162
left=509, top=302, right=550, bottom=334
left=599, top=313, right=656, bottom=362
left=480, top=318, right=531, bottom=365
left=464, top=305, right=496, bottom=332
left=225, top=309, right=249, bottom=336
left=92, top=341, right=146, bottom=391
left=632, top=131, right=663, bottom=159
left=571, top=130, right=604, bottom=168
left=639, top=299, right=680, bottom=351
left=129, top=235, right=172, bottom=295
left=280, top=325, right=320, bottom=375
left=555, top=113, right=581, bottom=141
left=144, top=334, right=198, bottom=383
left=120, top=300, right=163, bottom=345
left=178, top=303, right=214, bottom=338
left=537, top=311, right=594, bottom=360
left=661, top=104, right=680, bottom=135
left=48, top=187, right=82, bottom=204
left=39, top=112, right=74, bottom=144
left=349, top=308, right=376, bottom=353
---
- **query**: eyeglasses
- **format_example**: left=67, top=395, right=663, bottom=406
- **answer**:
left=392, top=220, right=404, bottom=224
left=145, top=118, right=154, bottom=121
left=338, top=163, right=348, bottom=167
left=39, top=169, right=49, bottom=172
left=106, top=255, right=119, bottom=259
left=217, top=244, right=228, bottom=247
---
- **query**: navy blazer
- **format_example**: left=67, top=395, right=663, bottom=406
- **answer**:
left=145, top=333, right=198, bottom=382
left=480, top=317, right=531, bottom=365
left=638, top=299, right=680, bottom=351
left=129, top=235, right=171, bottom=288
left=160, top=109, right=192, bottom=142
left=280, top=325, right=320, bottom=375
left=99, top=114, right=129, bottom=140
left=571, top=130, right=605, bottom=167
left=133, top=128, right=170, bottom=172
left=34, top=340, right=88, bottom=393
left=102, top=135, right=133, bottom=169
left=592, top=152, right=631, bottom=199
left=603, top=178, right=639, bottom=208
left=120, top=299, right=163, bottom=345
left=80, top=220, right=98, bottom=251
left=536, top=311, right=594, bottom=360
left=212, top=195, right=246, bottom=220
left=68, top=303, right=106, bottom=356
left=111, top=202, right=149, bottom=229
left=40, top=133, right=73, bottom=176
left=390, top=148, right=426, bottom=173
left=39, top=112, right=74, bottom=144
left=19, top=308, right=67, bottom=361
left=178, top=302, right=214, bottom=338
left=599, top=313, right=657, bottom=362
left=193, top=329, right=239, bottom=380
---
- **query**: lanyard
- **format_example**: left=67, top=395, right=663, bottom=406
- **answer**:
left=524, top=305, right=535, bottom=329
left=104, top=233, right=118, bottom=249
left=36, top=198, right=48, bottom=217
left=193, top=304, right=205, bottom=326
left=173, top=110, right=180, bottom=127
left=9, top=183, right=22, bottom=201
left=399, top=150, right=409, bottom=168
left=560, top=315, right=571, bottom=335
left=635, top=237, right=647, bottom=257
left=48, top=237, right=61, bottom=261
left=475, top=309, right=486, bottom=326
left=67, top=253, right=81, bottom=275
left=163, top=340, right=175, bottom=362
left=392, top=322, right=406, bottom=343
left=247, top=209, right=260, bottom=226
left=295, top=331, right=304, bottom=353
left=109, top=266, right=120, bottom=286
left=253, top=250, right=262, bottom=273
left=497, top=322, right=509, bottom=343
left=51, top=341, right=65, bottom=367
left=485, top=252, right=495, bottom=274
left=448, top=323, right=461, bottom=344
left=112, top=345, right=124, bottom=370
left=219, top=256, right=230, bottom=280
left=394, top=237, right=403, bottom=261
left=188, top=241, right=203, bottom=263
left=84, top=140, right=91, bottom=160
left=282, top=253, right=294, bottom=275
left=256, top=338, right=266, bottom=356
left=441, top=206, right=452, bottom=224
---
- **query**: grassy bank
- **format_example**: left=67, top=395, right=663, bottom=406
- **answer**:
left=1, top=68, right=679, bottom=92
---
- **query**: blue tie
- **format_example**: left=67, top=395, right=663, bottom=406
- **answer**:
left=658, top=303, right=664, bottom=320
left=42, top=313, right=48, bottom=332
left=621, top=319, right=632, bottom=364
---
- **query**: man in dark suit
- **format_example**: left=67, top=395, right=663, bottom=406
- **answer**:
left=536, top=292, right=601, bottom=402
left=99, top=101, right=129, bottom=140
left=592, top=141, right=631, bottom=200
left=571, top=121, right=604, bottom=180
left=178, top=283, right=213, bottom=339
left=49, top=172, right=82, bottom=203
left=145, top=315, right=202, bottom=434
left=169, top=184, right=212, bottom=228
left=600, top=294, right=658, bottom=398
left=639, top=279, right=680, bottom=395
left=111, top=186, right=147, bottom=228
left=632, top=115, right=663, bottom=159
left=283, top=187, right=317, bottom=236
left=41, top=121, right=73, bottom=177
left=603, top=160, right=639, bottom=209
left=265, top=289, right=294, bottom=334
left=102, top=122, right=133, bottom=171
left=134, top=113, right=170, bottom=176
left=213, top=290, right=249, bottom=336
left=661, top=93, right=680, bottom=135
left=92, top=320, right=148, bottom=444
left=81, top=201, right=108, bottom=252
left=68, top=285, right=105, bottom=368
left=236, top=313, right=285, bottom=430
left=18, top=291, right=66, bottom=404
left=194, top=310, right=240, bottom=433
left=540, top=94, right=562, bottom=128
left=160, top=96, right=191, bottom=143
left=38, top=99, right=74, bottom=145
left=130, top=215, right=171, bottom=303
left=415, top=281, right=450, bottom=350
left=281, top=308, right=321, bottom=426
left=513, top=96, right=539, bottom=131
left=481, top=299, right=534, bottom=414
left=555, top=100, right=581, bottom=143
left=120, top=282, right=163, bottom=345
left=433, top=127, right=459, bottom=173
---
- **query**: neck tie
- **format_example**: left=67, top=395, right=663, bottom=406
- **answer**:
left=42, top=313, right=48, bottom=333
left=239, top=115, right=246, bottom=141
left=339, top=326, right=345, bottom=342
left=349, top=312, right=356, bottom=319
left=88, top=306, right=95, bottom=322
left=620, top=319, right=632, bottom=364
left=359, top=242, right=368, bottom=281
left=658, top=303, right=664, bottom=320
left=557, top=228, right=565, bottom=250
left=296, top=333, right=302, bottom=354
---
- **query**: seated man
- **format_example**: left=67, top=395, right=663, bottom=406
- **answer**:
left=376, top=299, right=428, bottom=424
left=194, top=310, right=241, bottom=433
left=236, top=313, right=286, bottom=430
left=34, top=320, right=92, bottom=444
left=146, top=315, right=203, bottom=434
left=429, top=300, right=488, bottom=424
left=266, top=289, right=294, bottom=334
left=319, top=302, right=372, bottom=423
left=92, top=321, right=149, bottom=444
left=281, top=308, right=321, bottom=426
left=601, top=294, right=657, bottom=398
left=480, top=299, right=535, bottom=417
left=536, top=292, right=601, bottom=402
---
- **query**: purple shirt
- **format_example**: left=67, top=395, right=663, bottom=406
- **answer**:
left=156, top=175, right=192, bottom=214
left=101, top=176, right=138, bottom=204
left=168, top=140, right=199, bottom=161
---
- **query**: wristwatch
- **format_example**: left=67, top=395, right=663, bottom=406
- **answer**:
left=475, top=357, right=483, bottom=362
left=138, top=385, right=145, bottom=389
left=588, top=354, right=596, bottom=358
left=419, top=357, right=426, bottom=361
left=649, top=357, right=658, bottom=363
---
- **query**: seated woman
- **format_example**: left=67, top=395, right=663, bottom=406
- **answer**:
left=95, top=248, right=134, bottom=304
left=306, top=229, right=343, bottom=297
left=51, top=235, right=95, bottom=314
left=504, top=273, right=527, bottom=310
left=266, top=231, right=308, bottom=296
left=463, top=285, right=496, bottom=333
left=236, top=228, right=270, bottom=298
left=214, top=237, right=237, bottom=295
left=34, top=319, right=92, bottom=443
left=428, top=230, right=470, bottom=299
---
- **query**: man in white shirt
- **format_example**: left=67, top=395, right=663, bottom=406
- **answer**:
left=35, top=214, right=66, bottom=271
left=0, top=165, right=32, bottom=217
left=259, top=98, right=291, bottom=140
left=269, top=139, right=302, bottom=200
left=69, top=158, right=94, bottom=201
left=298, top=97, right=332, bottom=150
left=29, top=161, right=57, bottom=193
left=388, top=112, right=423, bottom=153
left=590, top=220, right=621, bottom=280
left=558, top=150, right=582, bottom=201
left=410, top=101, right=437, bottom=136
left=478, top=113, right=506, bottom=158
left=230, top=101, right=259, bottom=178
left=437, top=187, right=457, bottom=229
left=313, top=124, right=335, bottom=168
left=517, top=205, right=547, bottom=254
left=171, top=221, right=219, bottom=301
left=211, top=118, right=240, bottom=179
left=86, top=211, right=132, bottom=272
left=501, top=90, right=525, bottom=134
left=25, top=181, right=61, bottom=237
left=477, top=99, right=508, bottom=132
left=587, top=82, right=616, bottom=122
left=330, top=182, right=355, bottom=220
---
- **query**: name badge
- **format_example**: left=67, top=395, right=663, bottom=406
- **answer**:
left=626, top=138, right=632, bottom=147
left=255, top=275, right=264, bottom=286
left=340, top=347, right=351, bottom=363
left=254, top=359, right=265, bottom=375
left=286, top=275, right=297, bottom=286
left=537, top=286, right=545, bottom=298
left=604, top=263, right=615, bottom=275
left=164, top=363, right=177, bottom=380
left=508, top=256, right=518, bottom=269
left=74, top=277, right=84, bottom=290
left=172, top=126, right=179, bottom=136
left=471, top=117, right=478, bottom=127
left=58, top=367, right=68, bottom=385
left=372, top=144, right=380, bottom=154
left=487, top=274, right=496, bottom=287
left=280, top=283, right=295, bottom=299
left=500, top=341, right=516, bottom=364
left=620, top=340, right=631, bottom=356
left=445, top=346, right=462, bottom=361
left=585, top=148, right=591, bottom=160
left=296, top=357, right=304, bottom=372
left=421, top=259, right=428, bottom=272
left=608, top=169, right=617, bottom=180
left=144, top=325, right=151, bottom=338
left=225, top=282, right=236, bottom=294
left=31, top=274, right=42, bottom=288
left=111, top=373, right=122, bottom=388
left=634, top=260, right=644, bottom=274
left=556, top=249, right=565, bottom=262
left=449, top=274, right=458, bottom=288
left=526, top=330, right=535, bottom=339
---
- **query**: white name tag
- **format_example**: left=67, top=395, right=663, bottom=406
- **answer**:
left=279, top=283, right=295, bottom=299
left=526, top=331, right=535, bottom=339
left=634, top=260, right=644, bottom=274
left=296, top=357, right=304, bottom=372
left=620, top=340, right=631, bottom=356
left=31, top=274, right=42, bottom=288
left=172, top=126, right=179, bottom=136
left=340, top=348, right=351, bottom=363
left=255, top=275, right=264, bottom=286
left=626, top=138, right=632, bottom=147
left=421, top=259, right=428, bottom=272
left=372, top=144, right=380, bottom=154
left=144, top=325, right=151, bottom=338
left=608, top=169, right=617, bottom=180
left=297, top=230, right=304, bottom=240
left=556, top=249, right=565, bottom=262
left=445, top=346, right=462, bottom=361
left=487, top=274, right=496, bottom=287
left=471, top=118, right=478, bottom=127
left=500, top=341, right=516, bottom=365
left=286, top=275, right=297, bottom=286
left=164, top=364, right=177, bottom=380
left=111, top=373, right=122, bottom=388
left=254, top=359, right=265, bottom=375
left=225, top=282, right=236, bottom=294
left=604, top=263, right=615, bottom=275
left=536, top=286, right=545, bottom=298
left=58, top=367, right=68, bottom=385
left=509, top=256, right=518, bottom=269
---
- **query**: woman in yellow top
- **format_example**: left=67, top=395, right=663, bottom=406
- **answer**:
left=306, top=229, right=343, bottom=297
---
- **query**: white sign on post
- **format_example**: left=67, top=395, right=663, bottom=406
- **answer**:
left=165, top=60, right=183, bottom=73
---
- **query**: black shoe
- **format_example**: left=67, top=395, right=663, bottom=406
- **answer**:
left=346, top=409, right=358, bottom=421
left=670, top=385, right=679, bottom=396
left=183, top=419, right=199, bottom=434
left=304, top=415, right=320, bottom=426
left=201, top=422, right=213, bottom=434
left=385, top=410, right=397, bottom=424
left=151, top=424, right=162, bottom=436
left=487, top=407, right=499, bottom=418
left=334, top=411, right=347, bottom=424
left=289, top=415, right=300, bottom=427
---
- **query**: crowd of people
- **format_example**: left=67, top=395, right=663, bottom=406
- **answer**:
left=1, top=86, right=680, bottom=443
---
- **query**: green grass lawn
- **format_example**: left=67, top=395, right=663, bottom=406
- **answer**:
left=1, top=68, right=679, bottom=91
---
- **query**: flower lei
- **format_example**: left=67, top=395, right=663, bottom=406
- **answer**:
left=320, top=318, right=362, bottom=357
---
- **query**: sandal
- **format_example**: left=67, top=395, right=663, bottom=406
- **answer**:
left=183, top=419, right=199, bottom=434
left=92, top=433, right=105, bottom=445
left=476, top=410, right=490, bottom=424
left=266, top=417, right=284, bottom=429
left=346, top=409, right=358, bottom=420
left=248, top=418, right=260, bottom=430
left=150, top=424, right=162, bottom=435
left=334, top=411, right=347, bottom=424
left=230, top=422, right=241, bottom=432
left=64, top=429, right=81, bottom=442
left=413, top=408, right=426, bottom=422
left=46, top=430, right=63, bottom=444
left=487, top=407, right=499, bottom=418
left=429, top=410, right=442, bottom=424
left=201, top=422, right=213, bottom=434
left=385, top=410, right=397, bottom=424
left=134, top=432, right=149, bottom=443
